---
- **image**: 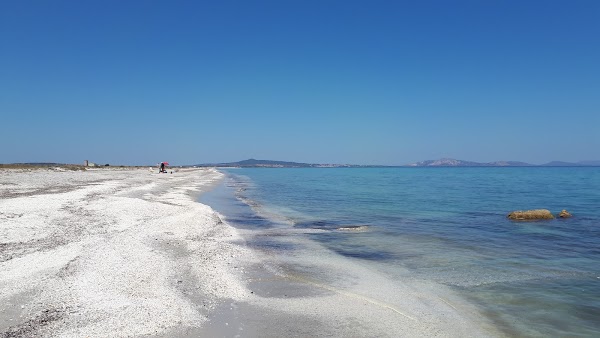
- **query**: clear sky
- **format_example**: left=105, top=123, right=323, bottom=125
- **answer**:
left=1, top=0, right=599, bottom=165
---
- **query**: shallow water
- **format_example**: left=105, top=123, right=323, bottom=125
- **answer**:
left=201, top=167, right=600, bottom=337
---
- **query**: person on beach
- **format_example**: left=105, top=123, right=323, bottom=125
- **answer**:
left=159, top=162, right=165, bottom=173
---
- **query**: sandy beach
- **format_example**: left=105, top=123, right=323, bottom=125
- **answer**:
left=0, top=167, right=499, bottom=337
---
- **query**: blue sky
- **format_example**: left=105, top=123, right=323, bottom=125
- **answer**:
left=1, top=0, right=599, bottom=165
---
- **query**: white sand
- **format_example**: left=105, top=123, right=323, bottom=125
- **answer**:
left=0, top=167, right=500, bottom=337
left=0, top=168, right=249, bottom=337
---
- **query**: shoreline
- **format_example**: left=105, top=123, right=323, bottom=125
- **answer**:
left=197, top=170, right=502, bottom=337
left=1, top=168, right=500, bottom=337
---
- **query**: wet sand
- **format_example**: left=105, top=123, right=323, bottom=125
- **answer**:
left=0, top=167, right=499, bottom=337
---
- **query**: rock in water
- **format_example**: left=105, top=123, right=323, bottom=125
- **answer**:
left=558, top=209, right=572, bottom=218
left=337, top=225, right=370, bottom=232
left=507, top=209, right=554, bottom=220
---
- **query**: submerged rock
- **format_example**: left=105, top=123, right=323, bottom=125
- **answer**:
left=337, top=225, right=370, bottom=232
left=507, top=209, right=554, bottom=220
left=558, top=210, right=572, bottom=218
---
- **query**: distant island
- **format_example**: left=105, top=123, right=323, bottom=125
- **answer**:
left=192, top=158, right=600, bottom=168
left=193, top=159, right=379, bottom=168
left=406, top=158, right=600, bottom=167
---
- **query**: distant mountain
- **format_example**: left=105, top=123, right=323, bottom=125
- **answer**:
left=486, top=161, right=532, bottom=166
left=406, top=158, right=534, bottom=167
left=540, top=161, right=584, bottom=167
left=233, top=159, right=313, bottom=167
left=195, top=159, right=388, bottom=168
left=192, top=158, right=600, bottom=168
left=406, top=158, right=487, bottom=167
left=407, top=158, right=600, bottom=167
left=196, top=158, right=317, bottom=168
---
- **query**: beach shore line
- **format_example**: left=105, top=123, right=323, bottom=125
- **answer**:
left=0, top=167, right=499, bottom=337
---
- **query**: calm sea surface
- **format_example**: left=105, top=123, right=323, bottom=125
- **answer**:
left=202, top=167, right=600, bottom=337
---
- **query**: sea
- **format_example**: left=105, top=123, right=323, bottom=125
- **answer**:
left=200, top=167, right=600, bottom=337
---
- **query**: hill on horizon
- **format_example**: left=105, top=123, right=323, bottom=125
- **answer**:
left=407, top=158, right=600, bottom=167
left=193, top=158, right=600, bottom=168
left=195, top=158, right=316, bottom=168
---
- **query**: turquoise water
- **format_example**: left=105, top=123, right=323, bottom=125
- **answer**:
left=205, top=167, right=600, bottom=337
